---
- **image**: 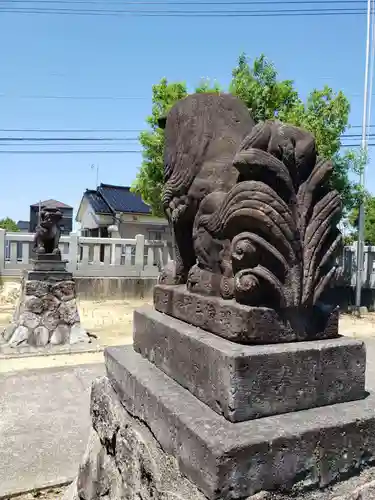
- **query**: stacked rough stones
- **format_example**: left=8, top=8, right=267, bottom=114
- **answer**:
left=2, top=255, right=90, bottom=347
left=65, top=94, right=375, bottom=500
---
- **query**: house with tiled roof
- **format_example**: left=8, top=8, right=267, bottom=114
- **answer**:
left=16, top=220, right=30, bottom=232
left=76, top=183, right=170, bottom=241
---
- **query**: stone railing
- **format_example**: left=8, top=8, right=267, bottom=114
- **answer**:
left=1, top=228, right=374, bottom=287
left=0, top=229, right=173, bottom=278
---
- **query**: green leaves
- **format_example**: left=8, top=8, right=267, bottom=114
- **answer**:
left=230, top=53, right=300, bottom=123
left=0, top=217, right=19, bottom=232
left=348, top=193, right=375, bottom=244
left=131, top=79, right=188, bottom=215
left=132, top=53, right=360, bottom=218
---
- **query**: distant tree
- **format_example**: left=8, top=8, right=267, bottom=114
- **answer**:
left=348, top=194, right=375, bottom=245
left=132, top=53, right=360, bottom=217
left=0, top=217, right=19, bottom=232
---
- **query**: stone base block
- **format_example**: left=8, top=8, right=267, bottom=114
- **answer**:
left=154, top=284, right=339, bottom=343
left=32, top=259, right=69, bottom=272
left=1, top=278, right=92, bottom=348
left=26, top=270, right=73, bottom=282
left=103, top=346, right=375, bottom=500
left=134, top=306, right=366, bottom=422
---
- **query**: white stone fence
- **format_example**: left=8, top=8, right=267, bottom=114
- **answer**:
left=1, top=229, right=375, bottom=287
left=0, top=229, right=173, bottom=278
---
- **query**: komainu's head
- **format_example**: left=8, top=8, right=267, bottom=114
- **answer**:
left=159, top=93, right=256, bottom=216
left=40, top=207, right=62, bottom=228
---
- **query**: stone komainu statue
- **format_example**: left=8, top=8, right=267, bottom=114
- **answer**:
left=158, top=93, right=342, bottom=337
left=33, top=206, right=62, bottom=255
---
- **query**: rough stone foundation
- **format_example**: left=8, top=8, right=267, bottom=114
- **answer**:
left=1, top=277, right=91, bottom=347
left=63, top=375, right=375, bottom=500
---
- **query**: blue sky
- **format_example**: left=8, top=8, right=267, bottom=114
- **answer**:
left=0, top=2, right=371, bottom=223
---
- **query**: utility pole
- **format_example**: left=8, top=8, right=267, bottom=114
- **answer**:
left=356, top=0, right=373, bottom=311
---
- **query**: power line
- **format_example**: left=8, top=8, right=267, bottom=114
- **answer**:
left=0, top=149, right=142, bottom=154
left=0, top=128, right=143, bottom=132
left=0, top=7, right=368, bottom=17
left=0, top=137, right=139, bottom=141
left=2, top=144, right=375, bottom=154
left=0, top=136, right=372, bottom=141
left=0, top=93, right=369, bottom=100
left=0, top=93, right=146, bottom=100
left=0, top=0, right=368, bottom=4
left=0, top=127, right=373, bottom=136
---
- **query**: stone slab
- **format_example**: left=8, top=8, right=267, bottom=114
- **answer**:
left=105, top=346, right=375, bottom=500
left=154, top=284, right=339, bottom=344
left=26, top=270, right=73, bottom=282
left=33, top=253, right=62, bottom=261
left=0, top=338, right=100, bottom=358
left=133, top=306, right=366, bottom=422
left=0, top=363, right=105, bottom=498
left=32, top=260, right=68, bottom=272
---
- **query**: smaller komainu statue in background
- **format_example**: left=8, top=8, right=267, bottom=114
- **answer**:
left=157, top=92, right=343, bottom=341
left=33, top=206, right=62, bottom=256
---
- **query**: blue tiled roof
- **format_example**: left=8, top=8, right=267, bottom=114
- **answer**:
left=84, top=189, right=112, bottom=214
left=97, top=184, right=151, bottom=214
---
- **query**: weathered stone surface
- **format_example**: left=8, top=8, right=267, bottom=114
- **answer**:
left=23, top=295, right=43, bottom=314
left=50, top=324, right=70, bottom=345
left=64, top=377, right=209, bottom=500
left=29, top=325, right=50, bottom=346
left=134, top=306, right=366, bottom=422
left=157, top=94, right=342, bottom=342
left=24, top=280, right=50, bottom=297
left=70, top=323, right=90, bottom=344
left=52, top=280, right=76, bottom=301
left=19, top=311, right=40, bottom=330
left=41, top=293, right=60, bottom=311
left=42, top=310, right=60, bottom=331
left=59, top=299, right=80, bottom=325
left=2, top=271, right=90, bottom=350
left=104, top=346, right=375, bottom=499
left=33, top=207, right=62, bottom=255
left=2, top=323, right=16, bottom=342
left=33, top=259, right=68, bottom=272
left=26, top=270, right=73, bottom=281
left=154, top=285, right=338, bottom=344
left=8, top=325, right=29, bottom=345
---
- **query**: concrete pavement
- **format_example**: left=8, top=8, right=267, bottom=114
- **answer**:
left=2, top=338, right=375, bottom=498
left=0, top=362, right=105, bottom=498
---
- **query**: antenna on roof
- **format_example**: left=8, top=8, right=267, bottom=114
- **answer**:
left=38, top=200, right=42, bottom=225
left=91, top=164, right=99, bottom=188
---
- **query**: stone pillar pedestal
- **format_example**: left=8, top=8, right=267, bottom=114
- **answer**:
left=1, top=254, right=92, bottom=348
left=65, top=294, right=375, bottom=499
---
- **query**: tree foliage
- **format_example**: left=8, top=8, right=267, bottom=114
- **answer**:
left=348, top=194, right=375, bottom=245
left=0, top=217, right=19, bottom=232
left=132, top=53, right=359, bottom=217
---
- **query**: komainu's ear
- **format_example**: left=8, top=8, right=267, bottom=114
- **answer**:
left=158, top=116, right=167, bottom=129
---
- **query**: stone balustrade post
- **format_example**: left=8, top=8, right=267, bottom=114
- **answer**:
left=0, top=228, right=5, bottom=274
left=67, top=232, right=79, bottom=275
left=135, top=234, right=145, bottom=269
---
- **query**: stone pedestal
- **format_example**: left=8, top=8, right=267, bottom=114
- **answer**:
left=1, top=254, right=92, bottom=348
left=65, top=303, right=375, bottom=500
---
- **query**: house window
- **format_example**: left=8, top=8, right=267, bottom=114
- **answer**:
left=148, top=230, right=162, bottom=241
